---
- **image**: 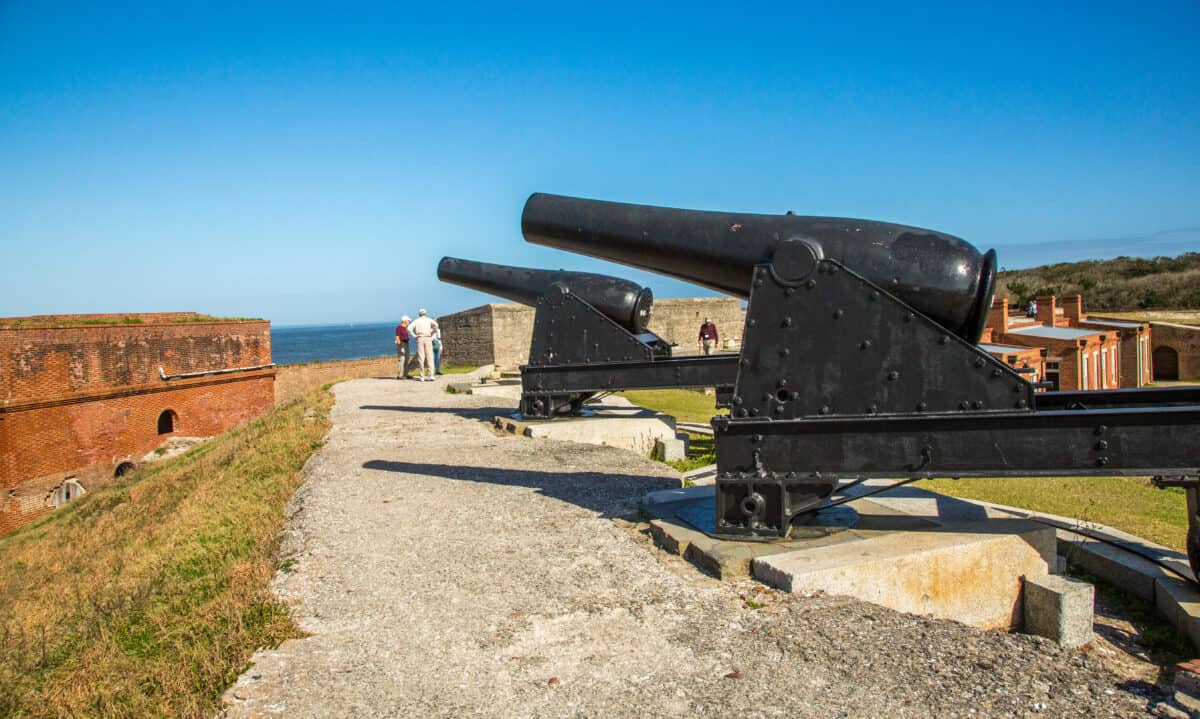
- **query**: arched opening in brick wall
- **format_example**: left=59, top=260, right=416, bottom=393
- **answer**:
left=1154, top=346, right=1180, bottom=381
left=157, top=409, right=178, bottom=435
left=52, top=478, right=86, bottom=507
left=114, top=461, right=136, bottom=478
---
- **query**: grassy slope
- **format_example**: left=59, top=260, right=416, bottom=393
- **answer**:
left=619, top=390, right=1187, bottom=549
left=0, top=386, right=332, bottom=718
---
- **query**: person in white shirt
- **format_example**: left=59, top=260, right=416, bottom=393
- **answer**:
left=407, top=309, right=440, bottom=381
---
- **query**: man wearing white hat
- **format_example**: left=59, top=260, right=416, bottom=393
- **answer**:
left=408, top=309, right=440, bottom=382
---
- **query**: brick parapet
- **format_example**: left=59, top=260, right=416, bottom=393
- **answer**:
left=1, top=319, right=272, bottom=403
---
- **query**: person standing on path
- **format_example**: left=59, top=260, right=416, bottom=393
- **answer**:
left=697, top=317, right=719, bottom=355
left=432, top=327, right=443, bottom=375
left=408, top=309, right=439, bottom=381
left=394, top=316, right=412, bottom=379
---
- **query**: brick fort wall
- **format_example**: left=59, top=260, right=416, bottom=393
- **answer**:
left=0, top=315, right=275, bottom=535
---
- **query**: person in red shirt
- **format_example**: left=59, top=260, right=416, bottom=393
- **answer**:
left=698, top=317, right=719, bottom=355
left=394, top=316, right=412, bottom=379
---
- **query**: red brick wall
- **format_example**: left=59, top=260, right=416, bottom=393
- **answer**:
left=0, top=317, right=275, bottom=536
left=1, top=320, right=271, bottom=403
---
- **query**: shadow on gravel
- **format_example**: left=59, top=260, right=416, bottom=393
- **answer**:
left=359, top=404, right=515, bottom=420
left=361, top=460, right=676, bottom=517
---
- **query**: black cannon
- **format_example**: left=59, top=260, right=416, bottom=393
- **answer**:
left=442, top=193, right=1200, bottom=575
left=437, top=257, right=738, bottom=416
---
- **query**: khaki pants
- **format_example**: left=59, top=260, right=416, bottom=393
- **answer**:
left=396, top=343, right=409, bottom=378
left=416, top=336, right=435, bottom=378
left=702, top=338, right=715, bottom=356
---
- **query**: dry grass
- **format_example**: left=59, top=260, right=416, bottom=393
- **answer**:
left=0, top=386, right=333, bottom=718
left=1092, top=309, right=1200, bottom=326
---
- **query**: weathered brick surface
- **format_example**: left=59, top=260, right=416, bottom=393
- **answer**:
left=0, top=314, right=275, bottom=535
left=1147, top=322, right=1200, bottom=381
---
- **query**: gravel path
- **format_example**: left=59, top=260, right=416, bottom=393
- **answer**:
left=221, top=377, right=1157, bottom=718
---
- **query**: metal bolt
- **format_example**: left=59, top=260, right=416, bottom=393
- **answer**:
left=778, top=378, right=788, bottom=387
left=1017, top=399, right=1028, bottom=409
left=904, top=313, right=914, bottom=323
left=917, top=402, right=927, bottom=411
left=887, top=370, right=900, bottom=381
left=790, top=391, right=800, bottom=400
left=833, top=309, right=845, bottom=319
left=939, top=335, right=950, bottom=345
left=736, top=408, right=747, bottom=417
left=762, top=393, right=772, bottom=402
left=1097, top=456, right=1109, bottom=466
left=784, top=287, right=794, bottom=296
left=959, top=401, right=970, bottom=410
left=739, top=358, right=750, bottom=367
left=972, top=401, right=983, bottom=409
left=868, top=404, right=878, bottom=414
left=732, top=396, right=743, bottom=405
left=754, top=279, right=764, bottom=287
left=860, top=339, right=872, bottom=350
left=1095, top=424, right=1108, bottom=435
left=1096, top=440, right=1109, bottom=450
left=747, top=319, right=757, bottom=327
left=806, top=279, right=817, bottom=289
left=779, top=348, right=790, bottom=358
left=819, top=405, right=830, bottom=415
left=750, top=408, right=760, bottom=416
left=869, top=291, right=880, bottom=301
left=992, top=369, right=1002, bottom=377
left=775, top=405, right=785, bottom=415
left=974, top=358, right=985, bottom=368
left=782, top=316, right=793, bottom=327
left=752, top=434, right=764, bottom=443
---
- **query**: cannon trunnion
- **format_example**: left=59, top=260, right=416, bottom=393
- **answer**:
left=440, top=193, right=1200, bottom=578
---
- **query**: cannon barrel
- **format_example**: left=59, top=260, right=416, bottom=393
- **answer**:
left=437, top=257, right=654, bottom=333
left=521, top=193, right=997, bottom=342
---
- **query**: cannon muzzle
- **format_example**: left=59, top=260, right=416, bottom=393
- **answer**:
left=522, top=193, right=997, bottom=342
left=437, top=257, right=654, bottom=334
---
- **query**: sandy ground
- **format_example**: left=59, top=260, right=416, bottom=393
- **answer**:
left=220, top=377, right=1158, bottom=718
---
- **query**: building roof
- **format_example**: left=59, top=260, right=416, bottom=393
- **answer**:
left=979, top=343, right=1035, bottom=354
left=1081, top=319, right=1143, bottom=329
left=1007, top=325, right=1102, bottom=341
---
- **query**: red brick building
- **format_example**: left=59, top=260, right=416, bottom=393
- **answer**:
left=981, top=294, right=1151, bottom=391
left=0, top=313, right=275, bottom=534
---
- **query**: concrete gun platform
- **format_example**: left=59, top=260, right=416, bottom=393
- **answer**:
left=643, top=482, right=1056, bottom=630
left=494, top=396, right=684, bottom=455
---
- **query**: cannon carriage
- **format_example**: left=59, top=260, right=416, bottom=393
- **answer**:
left=440, top=193, right=1200, bottom=576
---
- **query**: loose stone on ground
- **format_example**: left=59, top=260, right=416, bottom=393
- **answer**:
left=222, top=377, right=1163, bottom=718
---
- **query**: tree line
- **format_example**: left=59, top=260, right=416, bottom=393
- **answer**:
left=995, top=253, right=1200, bottom=310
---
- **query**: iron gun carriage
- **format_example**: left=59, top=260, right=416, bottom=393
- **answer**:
left=442, top=193, right=1200, bottom=576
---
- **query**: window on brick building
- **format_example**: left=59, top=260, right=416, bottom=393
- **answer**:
left=157, top=409, right=177, bottom=435
left=1045, top=361, right=1061, bottom=391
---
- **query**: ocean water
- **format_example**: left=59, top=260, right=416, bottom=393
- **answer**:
left=271, top=322, right=397, bottom=366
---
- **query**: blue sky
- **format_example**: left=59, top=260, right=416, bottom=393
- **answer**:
left=2, top=2, right=1197, bottom=326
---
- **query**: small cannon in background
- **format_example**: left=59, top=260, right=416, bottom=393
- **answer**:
left=437, top=257, right=738, bottom=416
left=441, top=193, right=1200, bottom=576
